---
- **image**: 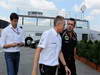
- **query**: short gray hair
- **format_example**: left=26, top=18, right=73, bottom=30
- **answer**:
left=54, top=16, right=64, bottom=26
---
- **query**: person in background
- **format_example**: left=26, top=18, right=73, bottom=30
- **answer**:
left=0, top=13, right=24, bottom=75
left=58, top=18, right=77, bottom=75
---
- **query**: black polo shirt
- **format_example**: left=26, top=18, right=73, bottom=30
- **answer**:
left=61, top=29, right=77, bottom=58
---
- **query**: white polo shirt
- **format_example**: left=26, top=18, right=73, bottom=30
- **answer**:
left=0, top=24, right=24, bottom=52
left=38, top=28, right=62, bottom=66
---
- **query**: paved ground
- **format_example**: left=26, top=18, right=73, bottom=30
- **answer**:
left=0, top=47, right=100, bottom=75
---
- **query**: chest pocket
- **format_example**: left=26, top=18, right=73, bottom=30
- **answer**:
left=48, top=39, right=57, bottom=49
left=49, top=42, right=57, bottom=48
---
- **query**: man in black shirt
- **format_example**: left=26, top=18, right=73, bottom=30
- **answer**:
left=58, top=18, right=77, bottom=75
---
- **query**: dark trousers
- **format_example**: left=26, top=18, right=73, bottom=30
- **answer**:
left=5, top=52, right=20, bottom=75
left=58, top=57, right=77, bottom=75
left=39, top=64, right=57, bottom=75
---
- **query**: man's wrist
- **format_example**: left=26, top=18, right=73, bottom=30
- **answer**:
left=63, top=64, right=67, bottom=67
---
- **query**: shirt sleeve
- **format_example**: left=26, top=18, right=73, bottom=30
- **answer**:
left=0, top=29, right=7, bottom=48
left=37, top=32, right=48, bottom=49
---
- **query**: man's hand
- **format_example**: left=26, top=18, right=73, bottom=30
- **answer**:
left=3, top=43, right=18, bottom=48
left=65, top=66, right=71, bottom=75
left=32, top=70, right=37, bottom=75
left=3, top=42, right=24, bottom=48
left=17, top=42, right=24, bottom=47
left=59, top=52, right=71, bottom=75
left=11, top=43, right=18, bottom=47
left=32, top=48, right=42, bottom=75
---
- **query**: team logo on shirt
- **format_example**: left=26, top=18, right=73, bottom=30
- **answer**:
left=64, top=35, right=69, bottom=40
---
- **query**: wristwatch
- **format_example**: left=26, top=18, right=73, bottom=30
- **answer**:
left=64, top=65, right=67, bottom=67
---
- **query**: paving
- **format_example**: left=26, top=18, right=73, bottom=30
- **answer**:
left=0, top=47, right=100, bottom=75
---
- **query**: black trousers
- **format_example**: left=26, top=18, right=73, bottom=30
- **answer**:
left=58, top=57, right=77, bottom=75
left=39, top=64, right=58, bottom=75
left=5, top=52, right=20, bottom=75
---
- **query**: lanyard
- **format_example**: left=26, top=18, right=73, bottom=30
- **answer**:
left=11, top=27, right=20, bottom=35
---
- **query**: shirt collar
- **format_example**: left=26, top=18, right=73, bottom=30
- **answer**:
left=9, top=24, right=18, bottom=30
left=52, top=28, right=58, bottom=36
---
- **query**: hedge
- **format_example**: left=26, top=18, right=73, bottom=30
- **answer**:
left=77, top=40, right=100, bottom=65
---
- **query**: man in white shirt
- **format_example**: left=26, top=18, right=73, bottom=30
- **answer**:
left=32, top=16, right=71, bottom=75
left=0, top=13, right=24, bottom=75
